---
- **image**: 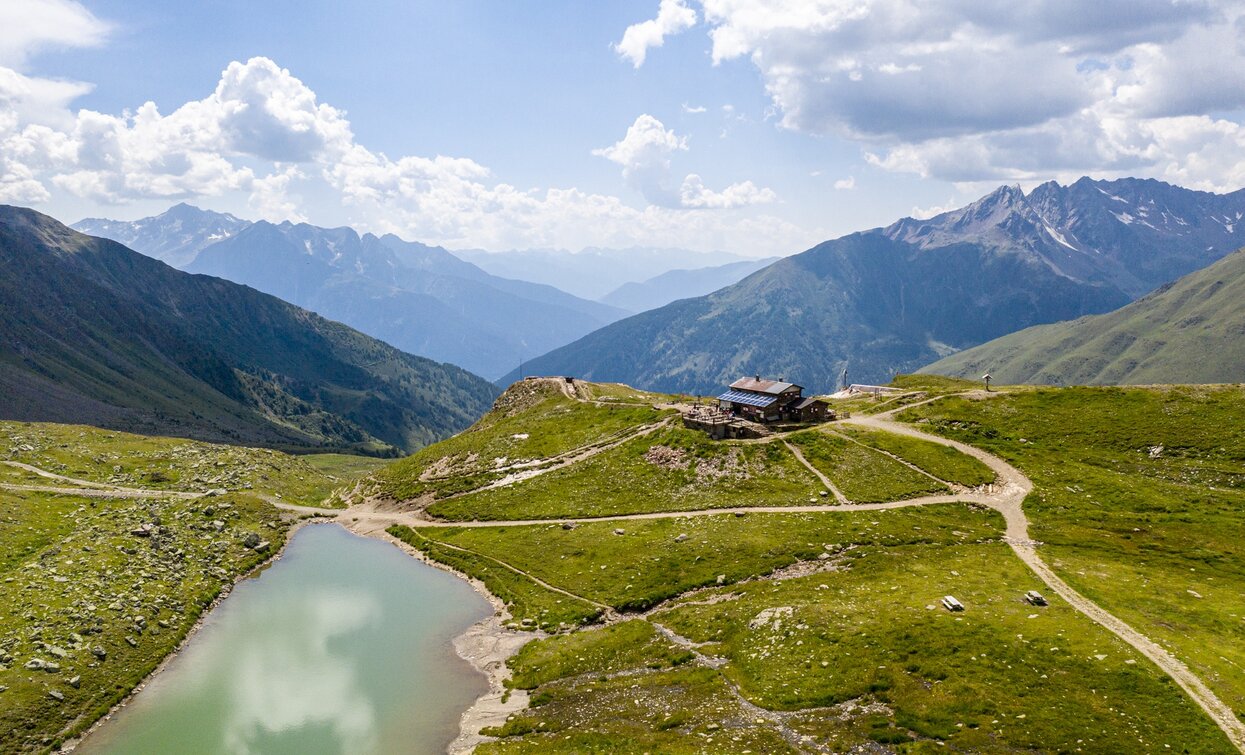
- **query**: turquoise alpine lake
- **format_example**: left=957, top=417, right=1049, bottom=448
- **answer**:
left=79, top=523, right=492, bottom=754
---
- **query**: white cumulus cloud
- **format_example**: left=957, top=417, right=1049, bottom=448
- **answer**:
left=593, top=114, right=777, bottom=209
left=592, top=114, right=687, bottom=205
left=0, top=54, right=813, bottom=253
left=0, top=0, right=110, bottom=68
left=614, top=0, right=698, bottom=67
left=680, top=174, right=776, bottom=208
left=623, top=0, right=1245, bottom=190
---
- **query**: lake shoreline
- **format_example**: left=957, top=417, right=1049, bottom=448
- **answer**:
left=66, top=508, right=540, bottom=754
left=339, top=516, right=541, bottom=754
left=61, top=514, right=320, bottom=753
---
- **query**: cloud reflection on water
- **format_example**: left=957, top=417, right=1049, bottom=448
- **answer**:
left=222, top=589, right=382, bottom=754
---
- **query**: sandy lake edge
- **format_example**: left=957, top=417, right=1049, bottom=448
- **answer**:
left=339, top=516, right=542, bottom=754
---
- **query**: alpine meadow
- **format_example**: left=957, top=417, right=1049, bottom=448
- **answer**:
left=2, top=2, right=1244, bottom=754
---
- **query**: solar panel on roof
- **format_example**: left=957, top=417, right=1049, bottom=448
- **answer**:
left=717, top=390, right=779, bottom=408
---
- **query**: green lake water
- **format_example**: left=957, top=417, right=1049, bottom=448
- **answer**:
left=80, top=523, right=491, bottom=754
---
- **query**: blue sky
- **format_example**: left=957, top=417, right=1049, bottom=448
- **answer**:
left=3, top=1, right=1245, bottom=255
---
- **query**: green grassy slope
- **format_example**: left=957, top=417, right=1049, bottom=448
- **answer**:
left=0, top=205, right=498, bottom=455
left=899, top=385, right=1245, bottom=718
left=1, top=421, right=369, bottom=508
left=921, top=248, right=1245, bottom=386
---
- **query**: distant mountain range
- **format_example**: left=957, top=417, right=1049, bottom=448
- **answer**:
left=455, top=246, right=761, bottom=301
left=76, top=203, right=249, bottom=268
left=920, top=247, right=1245, bottom=385
left=599, top=258, right=778, bottom=313
left=506, top=178, right=1245, bottom=394
left=2, top=206, right=498, bottom=455
left=74, top=205, right=628, bottom=379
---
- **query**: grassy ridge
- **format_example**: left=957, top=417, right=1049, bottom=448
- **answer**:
left=427, top=425, right=816, bottom=521
left=373, top=380, right=669, bottom=503
left=898, top=385, right=1245, bottom=717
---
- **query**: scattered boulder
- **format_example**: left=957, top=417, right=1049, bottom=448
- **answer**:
left=25, top=658, right=59, bottom=672
left=748, top=606, right=793, bottom=631
left=68, top=675, right=81, bottom=689
left=644, top=445, right=689, bottom=470
left=613, top=528, right=626, bottom=536
left=91, top=646, right=106, bottom=660
left=561, top=521, right=577, bottom=530
left=674, top=533, right=688, bottom=543
left=48, top=690, right=65, bottom=702
left=241, top=533, right=261, bottom=549
left=130, top=524, right=154, bottom=538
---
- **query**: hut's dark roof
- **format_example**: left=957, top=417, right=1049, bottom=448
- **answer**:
left=729, top=377, right=802, bottom=395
